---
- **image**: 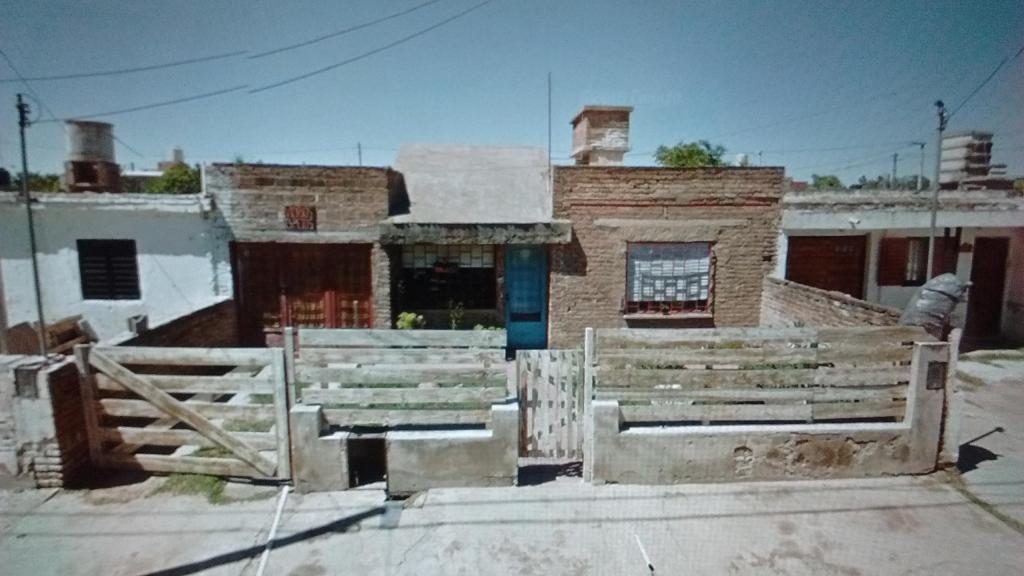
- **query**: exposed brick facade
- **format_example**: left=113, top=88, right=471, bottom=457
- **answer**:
left=205, top=164, right=398, bottom=329
left=0, top=357, right=88, bottom=488
left=121, top=299, right=238, bottom=347
left=760, top=277, right=901, bottom=328
left=549, top=166, right=784, bottom=348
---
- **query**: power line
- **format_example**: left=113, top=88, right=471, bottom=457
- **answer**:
left=114, top=135, right=145, bottom=158
left=250, top=0, right=446, bottom=59
left=36, top=85, right=249, bottom=123
left=948, top=44, right=1024, bottom=120
left=250, top=0, right=500, bottom=94
left=0, top=50, right=246, bottom=83
left=0, top=45, right=59, bottom=120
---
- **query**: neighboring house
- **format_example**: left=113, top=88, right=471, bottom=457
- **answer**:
left=0, top=191, right=232, bottom=342
left=776, top=187, right=1024, bottom=346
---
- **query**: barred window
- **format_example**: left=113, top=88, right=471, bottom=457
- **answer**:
left=626, top=243, right=711, bottom=314
left=400, top=244, right=496, bottom=309
left=77, top=239, right=141, bottom=300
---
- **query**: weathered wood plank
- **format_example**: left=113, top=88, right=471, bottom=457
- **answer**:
left=94, top=346, right=275, bottom=367
left=322, top=408, right=490, bottom=426
left=298, top=348, right=507, bottom=365
left=595, top=366, right=909, bottom=389
left=621, top=403, right=814, bottom=422
left=98, top=427, right=278, bottom=450
left=596, top=327, right=819, bottom=349
left=270, top=350, right=290, bottom=480
left=89, top=349, right=276, bottom=476
left=73, top=345, right=103, bottom=465
left=99, top=453, right=266, bottom=477
left=301, top=386, right=509, bottom=405
left=97, top=398, right=275, bottom=420
left=95, top=374, right=272, bottom=394
left=598, top=347, right=820, bottom=367
left=299, top=329, right=506, bottom=349
left=811, top=401, right=906, bottom=421
left=596, top=385, right=907, bottom=403
left=295, top=365, right=507, bottom=385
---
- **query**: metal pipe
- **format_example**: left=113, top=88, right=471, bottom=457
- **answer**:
left=16, top=94, right=47, bottom=357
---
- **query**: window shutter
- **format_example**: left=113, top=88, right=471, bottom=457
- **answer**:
left=78, top=240, right=140, bottom=300
left=931, top=237, right=958, bottom=277
left=877, top=238, right=908, bottom=286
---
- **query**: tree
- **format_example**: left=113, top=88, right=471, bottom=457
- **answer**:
left=12, top=171, right=62, bottom=192
left=654, top=140, right=727, bottom=168
left=811, top=174, right=843, bottom=189
left=146, top=164, right=200, bottom=194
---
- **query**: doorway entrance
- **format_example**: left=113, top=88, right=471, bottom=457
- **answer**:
left=505, top=246, right=548, bottom=350
left=966, top=237, right=1009, bottom=343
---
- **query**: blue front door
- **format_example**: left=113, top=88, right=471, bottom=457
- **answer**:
left=505, top=246, right=548, bottom=350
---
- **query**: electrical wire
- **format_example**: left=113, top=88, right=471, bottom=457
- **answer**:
left=948, top=44, right=1024, bottom=120
left=36, top=85, right=249, bottom=123
left=250, top=0, right=499, bottom=93
left=250, top=0, right=446, bottom=59
left=0, top=50, right=246, bottom=83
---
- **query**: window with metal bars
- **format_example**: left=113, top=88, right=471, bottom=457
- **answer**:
left=626, top=242, right=712, bottom=314
left=77, top=239, right=141, bottom=300
left=399, top=244, right=497, bottom=309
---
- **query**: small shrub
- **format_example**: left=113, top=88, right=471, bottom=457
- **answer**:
left=396, top=311, right=425, bottom=329
left=448, top=300, right=465, bottom=330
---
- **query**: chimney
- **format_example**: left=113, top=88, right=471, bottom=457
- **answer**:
left=571, top=105, right=632, bottom=166
left=64, top=120, right=121, bottom=193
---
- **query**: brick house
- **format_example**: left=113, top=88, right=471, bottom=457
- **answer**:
left=204, top=106, right=785, bottom=349
left=547, top=107, right=785, bottom=347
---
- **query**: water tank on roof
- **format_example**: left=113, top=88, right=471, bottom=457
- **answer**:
left=65, top=120, right=116, bottom=163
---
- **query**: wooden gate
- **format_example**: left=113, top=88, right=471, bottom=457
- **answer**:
left=517, top=350, right=583, bottom=460
left=74, top=345, right=290, bottom=480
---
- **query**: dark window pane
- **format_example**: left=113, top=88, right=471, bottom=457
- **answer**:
left=77, top=239, right=140, bottom=300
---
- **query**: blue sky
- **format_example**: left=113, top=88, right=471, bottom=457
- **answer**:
left=1, top=0, right=1021, bottom=186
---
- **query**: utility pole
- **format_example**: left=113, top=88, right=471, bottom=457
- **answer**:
left=547, top=71, right=552, bottom=199
left=16, top=94, right=48, bottom=357
left=891, top=153, right=899, bottom=189
left=911, top=141, right=926, bottom=191
left=357, top=142, right=362, bottom=166
left=927, top=100, right=948, bottom=276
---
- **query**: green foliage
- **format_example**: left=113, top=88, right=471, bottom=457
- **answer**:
left=396, top=312, right=425, bottom=329
left=146, top=164, right=200, bottom=194
left=811, top=174, right=843, bottom=190
left=156, top=473, right=227, bottom=504
left=447, top=300, right=465, bottom=330
left=13, top=171, right=62, bottom=192
left=854, top=174, right=929, bottom=190
left=653, top=140, right=727, bottom=168
left=473, top=324, right=501, bottom=331
left=223, top=418, right=274, bottom=432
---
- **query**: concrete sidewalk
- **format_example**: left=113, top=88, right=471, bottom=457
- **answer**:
left=2, top=473, right=1022, bottom=576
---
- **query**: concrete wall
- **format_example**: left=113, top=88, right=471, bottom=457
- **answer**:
left=760, top=277, right=901, bottom=328
left=0, top=193, right=232, bottom=342
left=549, top=166, right=784, bottom=348
left=0, top=355, right=88, bottom=487
left=589, top=342, right=949, bottom=484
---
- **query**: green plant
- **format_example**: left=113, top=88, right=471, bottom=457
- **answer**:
left=473, top=324, right=501, bottom=331
left=396, top=311, right=425, bottom=329
left=156, top=473, right=227, bottom=503
left=223, top=418, right=274, bottom=432
left=146, top=164, right=200, bottom=194
left=448, top=300, right=465, bottom=330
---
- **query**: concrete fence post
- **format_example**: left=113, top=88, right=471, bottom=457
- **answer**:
left=905, top=341, right=949, bottom=472
left=289, top=404, right=348, bottom=493
left=939, top=328, right=963, bottom=467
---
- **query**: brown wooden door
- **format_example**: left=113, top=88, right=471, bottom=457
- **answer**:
left=785, top=236, right=867, bottom=298
left=966, top=237, right=1009, bottom=340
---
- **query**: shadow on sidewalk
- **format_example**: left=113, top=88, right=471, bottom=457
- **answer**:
left=141, top=506, right=385, bottom=576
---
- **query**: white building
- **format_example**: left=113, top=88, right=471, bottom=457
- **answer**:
left=0, top=191, right=232, bottom=343
left=775, top=188, right=1024, bottom=347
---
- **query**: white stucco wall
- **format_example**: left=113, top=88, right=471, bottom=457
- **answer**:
left=777, top=215, right=1023, bottom=339
left=0, top=193, right=232, bottom=341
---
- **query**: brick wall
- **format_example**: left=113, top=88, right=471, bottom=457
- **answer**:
left=121, top=299, right=238, bottom=347
left=206, top=163, right=393, bottom=240
left=1, top=356, right=88, bottom=488
left=206, top=163, right=397, bottom=329
left=549, top=166, right=784, bottom=348
left=760, top=276, right=901, bottom=328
